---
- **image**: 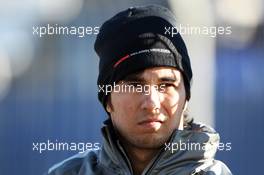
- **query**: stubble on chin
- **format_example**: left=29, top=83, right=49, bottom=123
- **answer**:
left=120, top=130, right=173, bottom=149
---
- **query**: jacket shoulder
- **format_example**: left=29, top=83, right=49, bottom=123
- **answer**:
left=204, top=160, right=232, bottom=175
left=47, top=150, right=99, bottom=175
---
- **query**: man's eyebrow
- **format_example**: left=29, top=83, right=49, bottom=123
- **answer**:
left=123, top=75, right=179, bottom=83
left=159, top=76, right=178, bottom=82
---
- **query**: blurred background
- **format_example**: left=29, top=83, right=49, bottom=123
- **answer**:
left=0, top=0, right=263, bottom=174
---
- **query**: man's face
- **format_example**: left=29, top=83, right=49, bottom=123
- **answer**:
left=107, top=67, right=187, bottom=149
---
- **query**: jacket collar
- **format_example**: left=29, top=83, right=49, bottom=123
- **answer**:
left=99, top=119, right=220, bottom=174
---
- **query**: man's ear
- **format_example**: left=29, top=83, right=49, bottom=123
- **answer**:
left=183, top=101, right=188, bottom=111
left=106, top=104, right=112, bottom=113
left=106, top=95, right=113, bottom=113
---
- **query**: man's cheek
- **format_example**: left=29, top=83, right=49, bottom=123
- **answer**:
left=123, top=103, right=136, bottom=114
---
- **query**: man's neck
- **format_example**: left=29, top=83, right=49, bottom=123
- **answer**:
left=123, top=143, right=160, bottom=175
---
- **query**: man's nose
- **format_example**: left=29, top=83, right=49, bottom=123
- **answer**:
left=141, top=85, right=161, bottom=112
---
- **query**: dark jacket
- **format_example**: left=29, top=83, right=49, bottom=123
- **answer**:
left=47, top=122, right=232, bottom=175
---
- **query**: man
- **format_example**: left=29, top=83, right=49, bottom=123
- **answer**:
left=48, top=5, right=232, bottom=175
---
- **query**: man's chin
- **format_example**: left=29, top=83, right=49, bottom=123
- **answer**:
left=129, top=134, right=168, bottom=149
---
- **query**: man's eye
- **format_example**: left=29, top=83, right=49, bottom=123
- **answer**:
left=159, top=83, right=179, bottom=92
left=161, top=83, right=176, bottom=88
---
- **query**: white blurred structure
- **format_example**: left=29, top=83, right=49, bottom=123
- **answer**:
left=0, top=49, right=12, bottom=100
left=0, top=0, right=84, bottom=101
left=168, top=0, right=216, bottom=126
left=215, top=0, right=263, bottom=48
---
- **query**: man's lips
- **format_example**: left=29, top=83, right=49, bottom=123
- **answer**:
left=138, top=118, right=164, bottom=125
left=137, top=118, right=164, bottom=131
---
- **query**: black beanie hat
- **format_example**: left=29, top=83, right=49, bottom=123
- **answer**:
left=94, top=5, right=193, bottom=111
